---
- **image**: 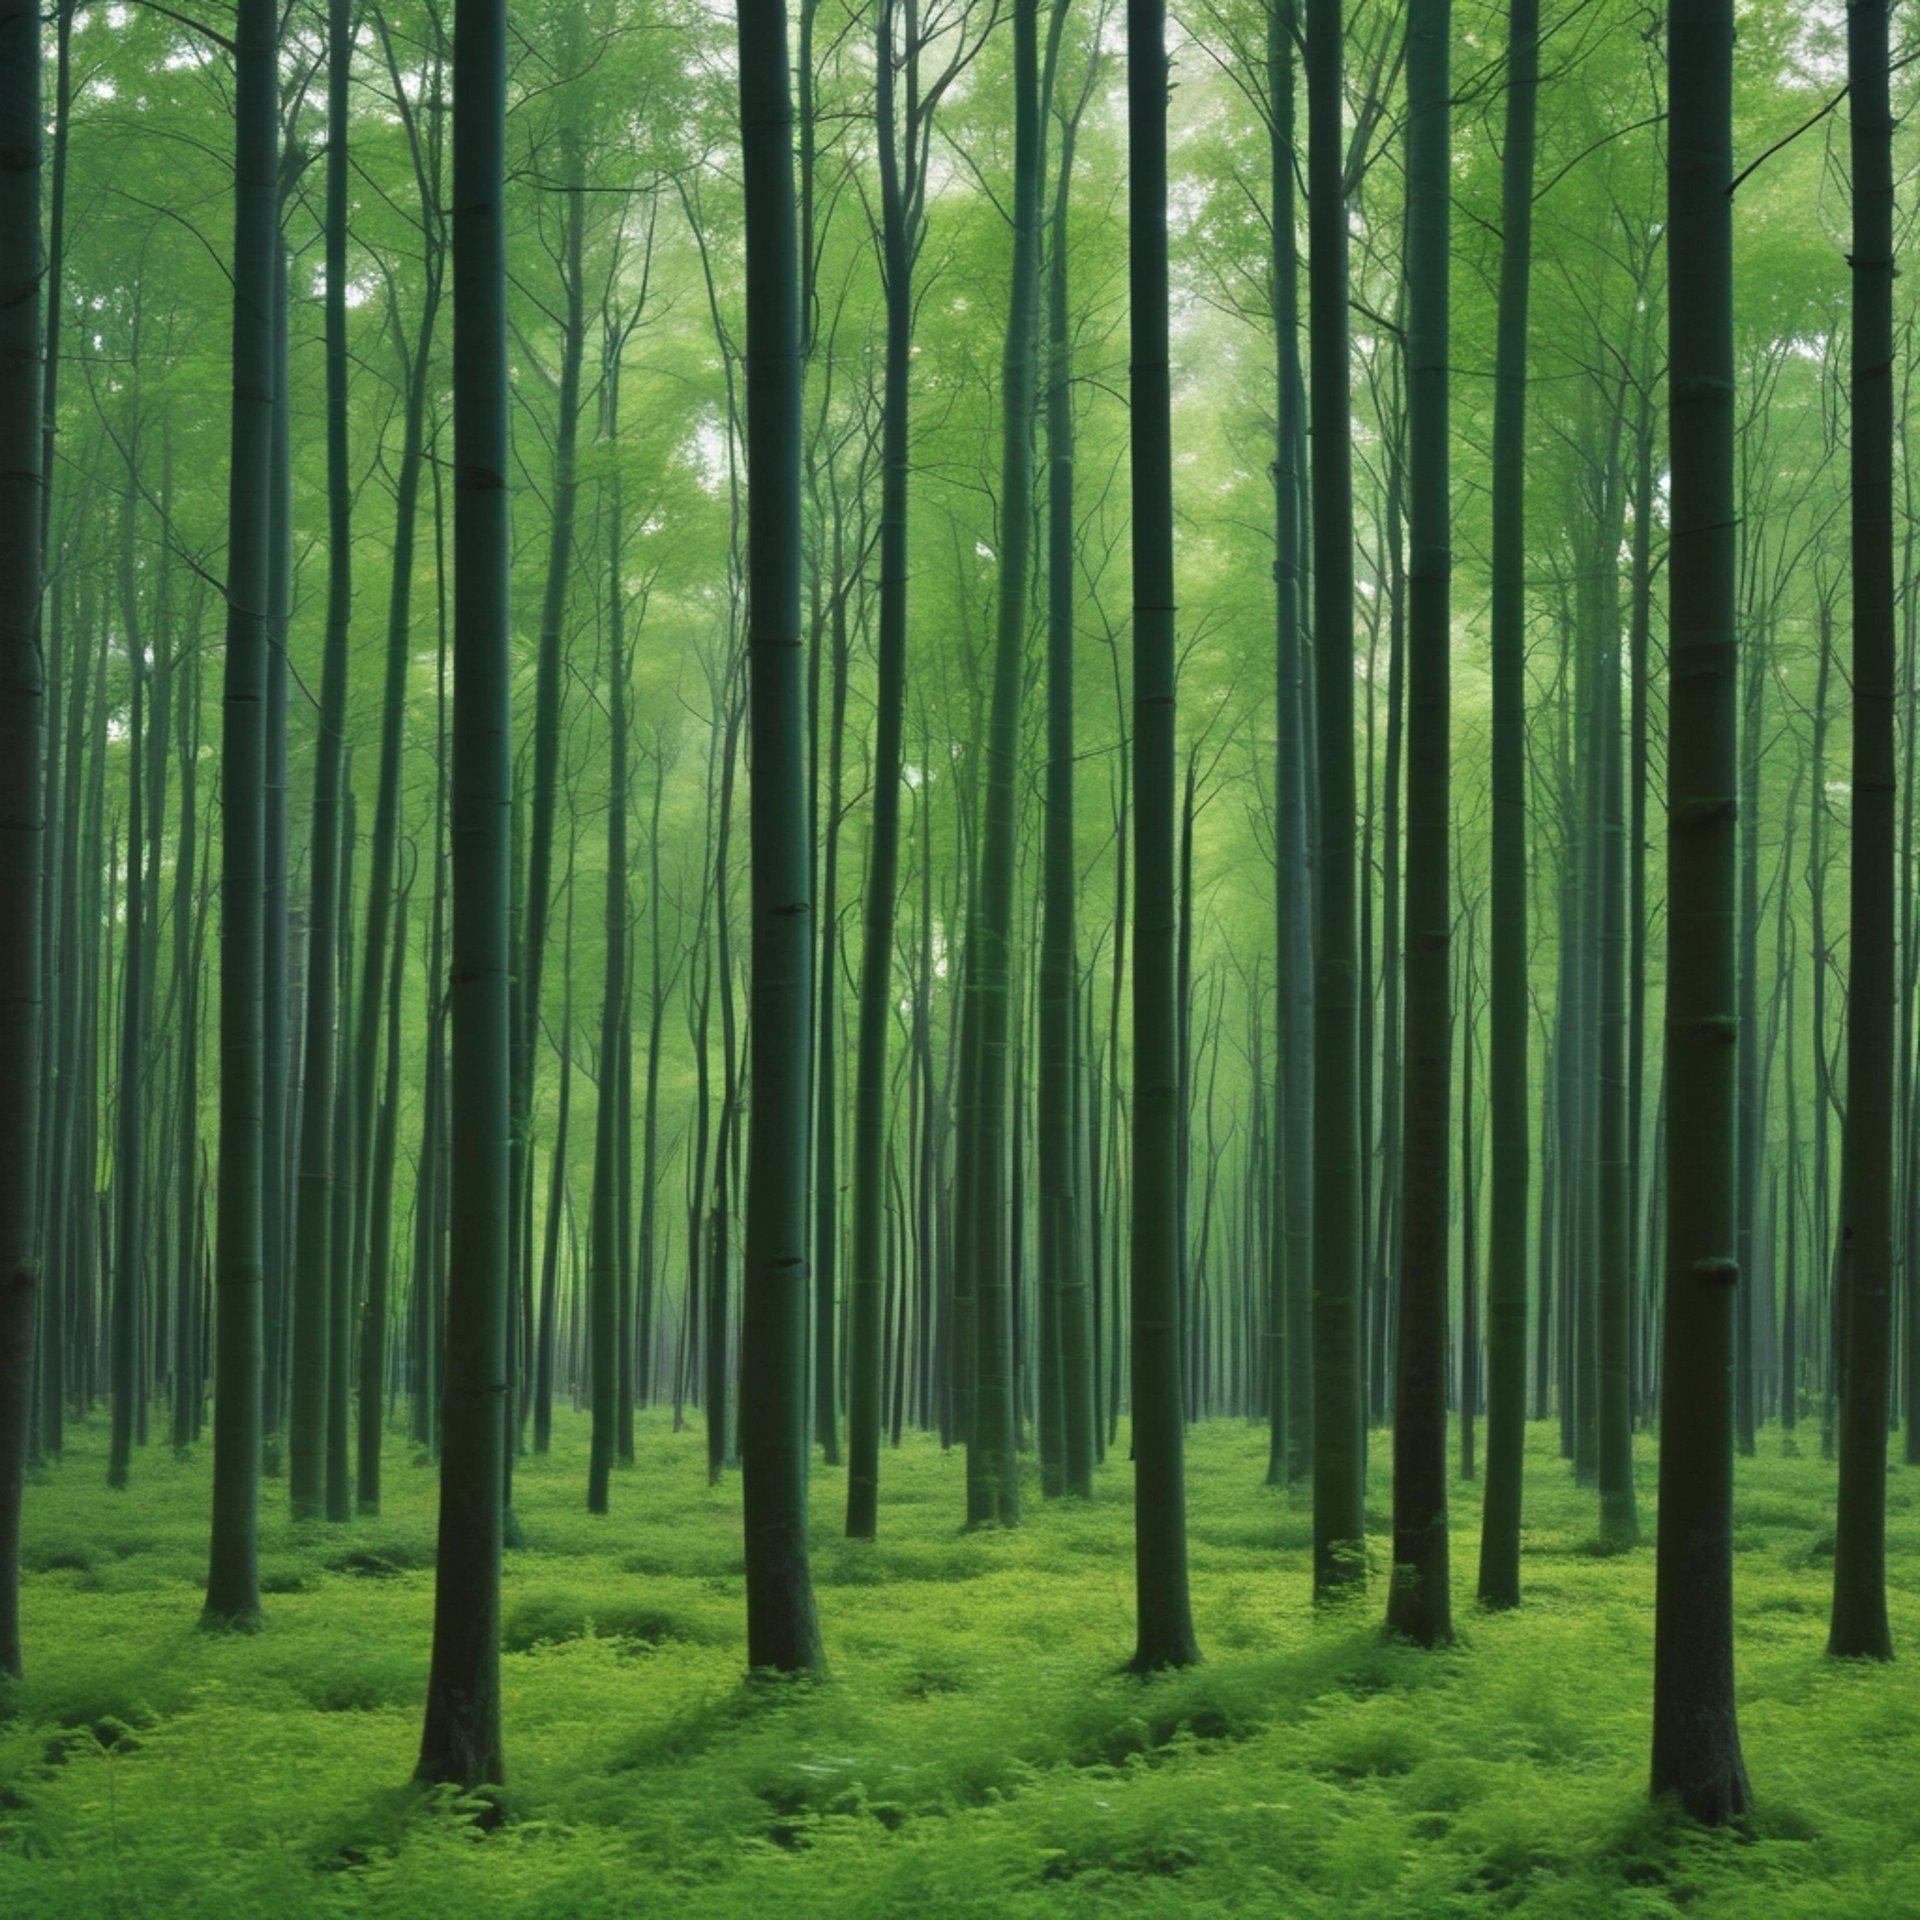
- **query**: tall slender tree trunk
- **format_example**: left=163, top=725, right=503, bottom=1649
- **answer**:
left=512, top=113, right=587, bottom=1510
left=109, top=480, right=145, bottom=1494
left=1046, top=17, right=1096, bottom=1501
left=534, top=876, right=573, bottom=1457
left=1598, top=529, right=1639, bottom=1544
left=959, top=0, right=1041, bottom=1532
left=1307, top=0, right=1365, bottom=1601
left=1127, top=0, right=1200, bottom=1669
left=845, top=0, right=915, bottom=1541
left=203, top=0, right=279, bottom=1627
left=1829, top=0, right=1895, bottom=1664
left=1650, top=0, right=1751, bottom=1823
left=588, top=486, right=630, bottom=1518
left=171, top=650, right=202, bottom=1452
left=417, top=0, right=512, bottom=1790
left=1386, top=0, right=1451, bottom=1649
left=289, top=0, right=355, bottom=1524
left=735, top=0, right=826, bottom=1673
left=261, top=237, right=292, bottom=1447
left=1267, top=0, right=1313, bottom=1493
left=0, top=0, right=47, bottom=1679
left=1476, top=0, right=1537, bottom=1612
left=355, top=34, right=444, bottom=1513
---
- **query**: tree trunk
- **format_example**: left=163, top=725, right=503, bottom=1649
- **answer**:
left=845, top=0, right=915, bottom=1540
left=1127, top=0, right=1200, bottom=1669
left=1307, top=0, right=1365, bottom=1602
left=0, top=0, right=47, bottom=1677
left=203, top=0, right=279, bottom=1627
left=1386, top=0, right=1451, bottom=1649
left=1829, top=0, right=1895, bottom=1664
left=1476, top=0, right=1536, bottom=1613
left=417, top=0, right=512, bottom=1790
left=735, top=0, right=826, bottom=1673
left=1650, top=0, right=1752, bottom=1823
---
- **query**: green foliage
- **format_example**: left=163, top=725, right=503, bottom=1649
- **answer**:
left=5, top=1413, right=1918, bottom=1916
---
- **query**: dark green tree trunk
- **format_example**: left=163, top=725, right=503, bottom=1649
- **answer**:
left=1045, top=13, right=1097, bottom=1502
left=1386, top=0, right=1451, bottom=1649
left=327, top=802, right=357, bottom=1522
left=588, top=497, right=629, bottom=1518
left=735, top=0, right=826, bottom=1673
left=1476, top=0, right=1536, bottom=1613
left=958, top=0, right=1042, bottom=1532
left=417, top=0, right=512, bottom=1790
left=354, top=22, right=444, bottom=1514
left=204, top=0, right=279, bottom=1627
left=1650, top=0, right=1751, bottom=1823
left=1829, top=0, right=1895, bottom=1665
left=512, top=114, right=586, bottom=1500
left=1266, top=0, right=1313, bottom=1494
left=358, top=879, right=408, bottom=1507
left=535, top=867, right=573, bottom=1457
left=1126, top=0, right=1200, bottom=1669
left=109, top=482, right=145, bottom=1494
left=639, top=751, right=668, bottom=1407
left=1306, top=0, right=1365, bottom=1602
left=289, top=0, right=355, bottom=1524
left=1734, top=619, right=1761, bottom=1461
left=171, top=650, right=202, bottom=1453
left=0, top=0, right=46, bottom=1679
left=1598, top=550, right=1638, bottom=1544
left=844, top=0, right=915, bottom=1541
left=261, top=237, right=292, bottom=1445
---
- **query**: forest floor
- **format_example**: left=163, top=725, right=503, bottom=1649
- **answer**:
left=3, top=1413, right=1917, bottom=1919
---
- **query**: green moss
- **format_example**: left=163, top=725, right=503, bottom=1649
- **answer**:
left=2, top=1415, right=1915, bottom=1917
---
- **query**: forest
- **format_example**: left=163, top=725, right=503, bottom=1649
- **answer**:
left=0, top=0, right=1917, bottom=1912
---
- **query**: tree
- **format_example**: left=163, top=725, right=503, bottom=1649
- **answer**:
left=289, top=0, right=357, bottom=1528
left=1042, top=5, right=1099, bottom=1502
left=417, top=0, right=512, bottom=1791
left=203, top=0, right=281, bottom=1631
left=1650, top=0, right=1751, bottom=1824
left=1126, top=0, right=1201, bottom=1670
left=1828, top=0, right=1894, bottom=1666
left=1266, top=0, right=1313, bottom=1496
left=354, top=3, right=447, bottom=1517
left=0, top=0, right=47, bottom=1684
left=1306, top=0, right=1364, bottom=1603
left=1386, top=0, right=1451, bottom=1650
left=735, top=0, right=827, bottom=1676
left=1476, top=0, right=1537, bottom=1615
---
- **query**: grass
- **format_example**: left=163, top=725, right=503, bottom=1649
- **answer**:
left=3, top=1410, right=1917, bottom=1917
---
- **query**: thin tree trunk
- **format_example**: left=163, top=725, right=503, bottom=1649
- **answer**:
left=1476, top=0, right=1537, bottom=1613
left=845, top=0, right=915, bottom=1540
left=1650, top=0, right=1752, bottom=1822
left=735, top=0, right=826, bottom=1672
left=1829, top=0, right=1895, bottom=1664
left=0, top=0, right=47, bottom=1677
left=1307, top=0, right=1365, bottom=1601
left=1127, top=0, right=1200, bottom=1669
left=203, top=0, right=279, bottom=1626
left=1387, top=0, right=1452, bottom=1648
left=417, top=0, right=512, bottom=1789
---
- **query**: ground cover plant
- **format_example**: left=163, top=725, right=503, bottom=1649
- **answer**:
left=4, top=1416, right=1917, bottom=1918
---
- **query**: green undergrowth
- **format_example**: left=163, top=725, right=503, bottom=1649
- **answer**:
left=2, top=1413, right=1916, bottom=1916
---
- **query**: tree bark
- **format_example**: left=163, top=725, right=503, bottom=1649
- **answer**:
left=1650, top=0, right=1752, bottom=1823
left=417, top=0, right=512, bottom=1790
